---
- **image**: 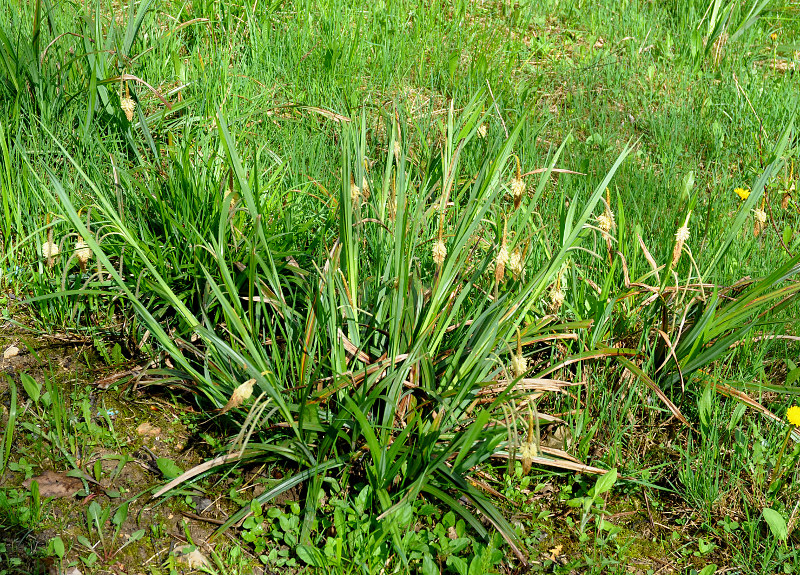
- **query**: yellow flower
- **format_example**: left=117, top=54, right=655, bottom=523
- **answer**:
left=771, top=32, right=778, bottom=42
left=787, top=405, right=800, bottom=426
left=734, top=187, right=750, bottom=201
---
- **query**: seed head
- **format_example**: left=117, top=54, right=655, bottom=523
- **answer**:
left=393, top=140, right=401, bottom=160
left=597, top=211, right=615, bottom=235
left=74, top=240, right=92, bottom=268
left=549, top=286, right=565, bottom=312
left=494, top=244, right=509, bottom=283
left=42, top=241, right=60, bottom=260
left=432, top=240, right=447, bottom=266
left=519, top=440, right=536, bottom=474
left=508, top=249, right=523, bottom=279
left=511, top=177, right=526, bottom=209
left=753, top=208, right=767, bottom=224
left=671, top=225, right=690, bottom=266
left=120, top=97, right=136, bottom=122
left=511, top=353, right=527, bottom=379
left=477, top=124, right=487, bottom=139
left=350, top=181, right=361, bottom=204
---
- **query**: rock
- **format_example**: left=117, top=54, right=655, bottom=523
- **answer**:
left=173, top=545, right=209, bottom=569
left=3, top=345, right=19, bottom=359
left=136, top=421, right=162, bottom=437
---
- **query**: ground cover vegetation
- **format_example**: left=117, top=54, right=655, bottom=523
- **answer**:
left=1, top=0, right=800, bottom=573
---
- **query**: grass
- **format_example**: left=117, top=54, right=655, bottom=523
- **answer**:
left=1, top=0, right=800, bottom=573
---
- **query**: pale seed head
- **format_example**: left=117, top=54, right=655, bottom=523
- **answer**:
left=671, top=225, right=690, bottom=266
left=753, top=208, right=767, bottom=224
left=120, top=97, right=136, bottom=121
left=511, top=178, right=526, bottom=202
left=508, top=249, right=523, bottom=279
left=41, top=241, right=60, bottom=260
left=597, top=210, right=615, bottom=234
left=494, top=245, right=509, bottom=283
left=549, top=286, right=565, bottom=312
left=350, top=182, right=361, bottom=204
left=432, top=240, right=447, bottom=266
left=74, top=240, right=92, bottom=266
left=511, top=353, right=527, bottom=379
left=477, top=124, right=488, bottom=139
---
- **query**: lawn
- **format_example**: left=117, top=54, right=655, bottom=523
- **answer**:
left=1, top=0, right=800, bottom=573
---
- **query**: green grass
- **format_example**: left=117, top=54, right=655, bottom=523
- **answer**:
left=1, top=0, right=800, bottom=573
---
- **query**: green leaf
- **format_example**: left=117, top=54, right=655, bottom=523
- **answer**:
left=20, top=373, right=40, bottom=404
left=592, top=468, right=617, bottom=497
left=788, top=366, right=800, bottom=387
left=112, top=502, right=129, bottom=526
left=156, top=458, right=183, bottom=480
left=762, top=508, right=788, bottom=541
left=296, top=544, right=327, bottom=567
left=446, top=555, right=468, bottom=575
left=51, top=536, right=64, bottom=559
left=698, top=565, right=717, bottom=575
left=422, top=554, right=439, bottom=575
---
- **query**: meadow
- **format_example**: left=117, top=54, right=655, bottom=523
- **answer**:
left=1, top=0, right=800, bottom=573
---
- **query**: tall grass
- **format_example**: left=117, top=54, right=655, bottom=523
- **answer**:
left=2, top=0, right=800, bottom=570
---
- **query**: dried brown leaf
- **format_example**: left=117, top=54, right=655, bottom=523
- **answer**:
left=22, top=470, right=82, bottom=498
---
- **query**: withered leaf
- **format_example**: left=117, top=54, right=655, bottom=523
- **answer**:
left=22, top=470, right=82, bottom=498
left=220, top=378, right=255, bottom=414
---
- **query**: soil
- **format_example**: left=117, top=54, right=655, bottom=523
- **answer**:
left=0, top=323, right=241, bottom=575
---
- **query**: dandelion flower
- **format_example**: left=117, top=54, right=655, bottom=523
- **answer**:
left=771, top=32, right=778, bottom=42
left=432, top=240, right=447, bottom=266
left=734, top=187, right=750, bottom=201
left=787, top=405, right=800, bottom=426
left=120, top=97, right=136, bottom=122
left=511, top=353, right=527, bottom=379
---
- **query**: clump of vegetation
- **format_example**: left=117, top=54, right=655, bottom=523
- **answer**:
left=1, top=0, right=800, bottom=573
